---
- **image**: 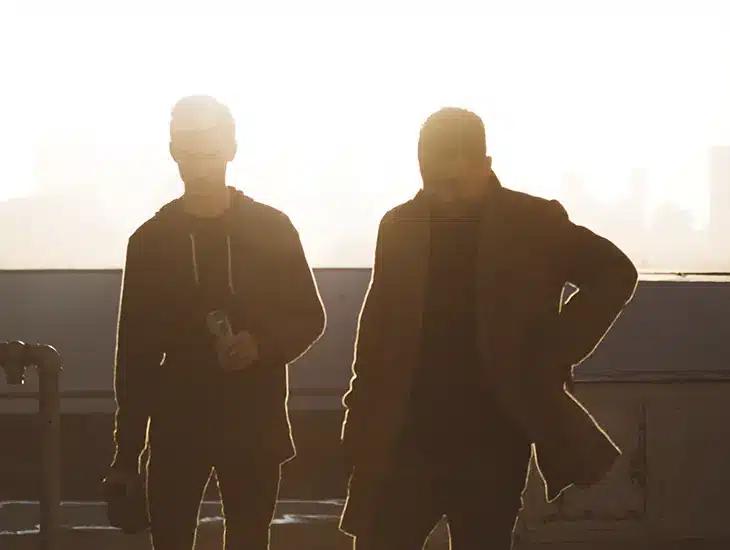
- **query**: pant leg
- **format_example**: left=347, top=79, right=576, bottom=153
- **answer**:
left=213, top=450, right=282, bottom=550
left=147, top=441, right=213, bottom=550
left=444, top=445, right=532, bottom=550
left=353, top=454, right=446, bottom=550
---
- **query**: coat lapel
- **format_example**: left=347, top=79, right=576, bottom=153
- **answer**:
left=387, top=196, right=431, bottom=383
left=475, top=184, right=538, bottom=435
left=476, top=186, right=511, bottom=355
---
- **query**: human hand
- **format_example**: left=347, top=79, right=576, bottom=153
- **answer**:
left=104, top=465, right=140, bottom=495
left=103, top=466, right=149, bottom=534
left=219, top=330, right=259, bottom=370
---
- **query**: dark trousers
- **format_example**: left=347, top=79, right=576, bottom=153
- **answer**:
left=146, top=436, right=281, bottom=550
left=354, top=443, right=531, bottom=550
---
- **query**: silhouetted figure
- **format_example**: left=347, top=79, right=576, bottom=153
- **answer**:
left=104, top=95, right=325, bottom=550
left=340, top=108, right=638, bottom=549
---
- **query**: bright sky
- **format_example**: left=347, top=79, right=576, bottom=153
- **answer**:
left=1, top=6, right=729, bottom=270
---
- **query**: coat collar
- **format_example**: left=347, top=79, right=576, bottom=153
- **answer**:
left=409, top=170, right=504, bottom=215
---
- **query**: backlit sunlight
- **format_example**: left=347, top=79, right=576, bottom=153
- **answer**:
left=1, top=11, right=729, bottom=271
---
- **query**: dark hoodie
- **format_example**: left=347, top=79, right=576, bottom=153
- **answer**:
left=111, top=187, right=326, bottom=471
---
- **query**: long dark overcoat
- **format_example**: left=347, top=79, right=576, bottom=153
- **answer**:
left=339, top=176, right=638, bottom=536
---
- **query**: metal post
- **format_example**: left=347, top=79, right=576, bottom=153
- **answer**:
left=29, top=344, right=63, bottom=550
left=0, top=341, right=63, bottom=550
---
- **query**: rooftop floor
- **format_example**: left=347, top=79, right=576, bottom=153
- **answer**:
left=1, top=500, right=727, bottom=550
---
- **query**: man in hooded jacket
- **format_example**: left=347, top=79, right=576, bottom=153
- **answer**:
left=105, top=95, right=326, bottom=550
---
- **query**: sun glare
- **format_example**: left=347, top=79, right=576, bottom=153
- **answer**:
left=0, top=12, right=728, bottom=270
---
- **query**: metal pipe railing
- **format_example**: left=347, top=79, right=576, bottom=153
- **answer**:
left=0, top=340, right=62, bottom=550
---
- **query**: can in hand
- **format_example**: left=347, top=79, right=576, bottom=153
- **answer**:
left=206, top=310, right=234, bottom=341
left=205, top=310, right=248, bottom=371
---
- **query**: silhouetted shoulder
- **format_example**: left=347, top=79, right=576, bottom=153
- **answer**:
left=127, top=216, right=161, bottom=247
left=237, top=195, right=297, bottom=231
left=232, top=195, right=301, bottom=248
left=500, top=187, right=569, bottom=225
left=122, top=217, right=162, bottom=269
left=380, top=202, right=408, bottom=226
left=378, top=196, right=425, bottom=227
left=127, top=197, right=180, bottom=243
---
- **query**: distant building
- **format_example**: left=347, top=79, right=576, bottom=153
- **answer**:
left=709, top=145, right=730, bottom=238
left=708, top=146, right=730, bottom=268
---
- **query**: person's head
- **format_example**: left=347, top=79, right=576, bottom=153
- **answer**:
left=169, top=95, right=237, bottom=196
left=418, top=107, right=493, bottom=208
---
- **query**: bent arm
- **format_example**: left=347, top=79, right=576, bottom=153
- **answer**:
left=257, top=216, right=326, bottom=365
left=548, top=200, right=638, bottom=368
left=112, top=233, right=162, bottom=472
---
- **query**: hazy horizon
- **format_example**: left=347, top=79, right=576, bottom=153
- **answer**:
left=1, top=11, right=729, bottom=270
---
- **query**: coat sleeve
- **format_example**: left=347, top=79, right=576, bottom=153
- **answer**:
left=341, top=216, right=389, bottom=441
left=546, top=200, right=638, bottom=368
left=112, top=231, right=162, bottom=472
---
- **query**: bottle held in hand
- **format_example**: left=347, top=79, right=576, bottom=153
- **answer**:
left=103, top=471, right=149, bottom=534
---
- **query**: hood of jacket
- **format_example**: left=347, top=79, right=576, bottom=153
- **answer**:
left=151, top=186, right=251, bottom=295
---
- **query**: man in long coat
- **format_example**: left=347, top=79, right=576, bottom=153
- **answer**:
left=339, top=107, right=638, bottom=549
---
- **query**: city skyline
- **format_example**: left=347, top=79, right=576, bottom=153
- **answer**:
left=0, top=142, right=727, bottom=272
left=554, top=145, right=730, bottom=272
